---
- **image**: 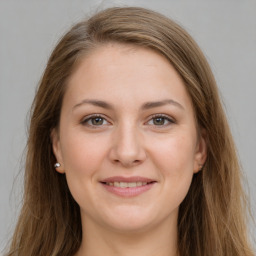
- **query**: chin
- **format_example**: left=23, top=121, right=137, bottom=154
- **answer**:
left=100, top=206, right=163, bottom=233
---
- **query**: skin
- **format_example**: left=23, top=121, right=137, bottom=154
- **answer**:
left=52, top=43, right=207, bottom=256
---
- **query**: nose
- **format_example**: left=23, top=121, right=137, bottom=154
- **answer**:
left=109, top=122, right=147, bottom=167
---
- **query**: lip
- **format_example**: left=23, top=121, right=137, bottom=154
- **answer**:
left=100, top=176, right=157, bottom=198
left=100, top=176, right=155, bottom=183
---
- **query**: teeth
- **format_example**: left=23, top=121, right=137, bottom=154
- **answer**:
left=128, top=182, right=136, bottom=187
left=120, top=182, right=126, bottom=188
left=114, top=182, right=120, bottom=187
left=106, top=181, right=150, bottom=188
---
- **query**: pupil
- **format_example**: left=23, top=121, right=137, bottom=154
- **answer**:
left=92, top=117, right=103, bottom=125
left=154, top=117, right=164, bottom=125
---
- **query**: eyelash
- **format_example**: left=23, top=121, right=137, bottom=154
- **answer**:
left=147, top=114, right=175, bottom=127
left=81, top=114, right=175, bottom=128
left=81, top=114, right=110, bottom=127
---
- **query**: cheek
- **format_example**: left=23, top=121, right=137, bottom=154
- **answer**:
left=150, top=133, right=196, bottom=174
left=60, top=132, right=110, bottom=208
left=148, top=133, right=196, bottom=201
left=61, top=131, right=108, bottom=175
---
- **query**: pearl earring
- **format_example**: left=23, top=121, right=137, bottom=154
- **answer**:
left=54, top=163, right=61, bottom=168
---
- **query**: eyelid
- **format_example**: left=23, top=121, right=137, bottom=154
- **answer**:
left=81, top=114, right=111, bottom=127
left=146, top=114, right=176, bottom=126
left=80, top=113, right=175, bottom=127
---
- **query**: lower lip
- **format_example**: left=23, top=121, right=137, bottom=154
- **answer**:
left=101, top=182, right=156, bottom=197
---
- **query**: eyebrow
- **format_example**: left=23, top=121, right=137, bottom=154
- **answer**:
left=141, top=99, right=184, bottom=110
left=73, top=99, right=184, bottom=111
left=73, top=99, right=114, bottom=110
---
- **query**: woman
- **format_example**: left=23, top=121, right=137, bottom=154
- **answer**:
left=5, top=7, right=254, bottom=256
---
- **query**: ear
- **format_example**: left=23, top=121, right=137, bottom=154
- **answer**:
left=193, top=129, right=207, bottom=173
left=51, top=128, right=65, bottom=174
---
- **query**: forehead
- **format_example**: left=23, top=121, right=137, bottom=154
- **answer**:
left=63, top=43, right=193, bottom=111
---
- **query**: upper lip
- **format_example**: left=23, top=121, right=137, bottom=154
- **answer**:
left=100, top=176, right=156, bottom=183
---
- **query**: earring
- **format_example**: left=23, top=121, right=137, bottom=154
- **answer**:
left=199, top=164, right=204, bottom=170
left=54, top=163, right=61, bottom=168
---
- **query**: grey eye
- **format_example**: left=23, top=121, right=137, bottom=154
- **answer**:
left=91, top=117, right=104, bottom=125
left=152, top=117, right=166, bottom=125
left=148, top=115, right=174, bottom=126
left=82, top=115, right=108, bottom=126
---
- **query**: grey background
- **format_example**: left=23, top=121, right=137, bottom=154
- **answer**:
left=0, top=0, right=255, bottom=252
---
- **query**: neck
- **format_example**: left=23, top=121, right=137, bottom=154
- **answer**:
left=76, top=214, right=179, bottom=256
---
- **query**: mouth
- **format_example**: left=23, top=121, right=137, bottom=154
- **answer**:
left=101, top=181, right=156, bottom=188
left=100, top=176, right=157, bottom=197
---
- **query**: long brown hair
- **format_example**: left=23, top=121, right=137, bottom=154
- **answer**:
left=5, top=7, right=254, bottom=256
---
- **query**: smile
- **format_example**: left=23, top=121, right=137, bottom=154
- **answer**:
left=104, top=181, right=152, bottom=188
left=100, top=176, right=157, bottom=197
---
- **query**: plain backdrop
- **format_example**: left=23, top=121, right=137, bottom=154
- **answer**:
left=0, top=0, right=255, bottom=252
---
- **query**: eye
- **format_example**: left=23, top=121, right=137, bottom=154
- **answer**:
left=147, top=115, right=175, bottom=126
left=81, top=115, right=109, bottom=127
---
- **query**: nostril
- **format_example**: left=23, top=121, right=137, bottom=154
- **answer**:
left=112, top=158, right=141, bottom=166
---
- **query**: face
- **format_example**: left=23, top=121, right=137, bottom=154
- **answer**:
left=52, top=43, right=207, bottom=233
